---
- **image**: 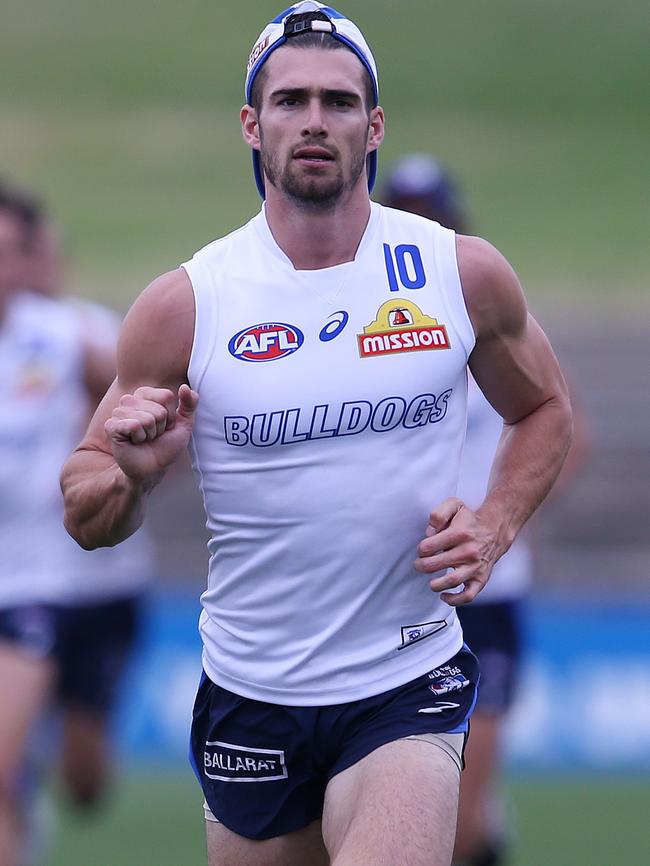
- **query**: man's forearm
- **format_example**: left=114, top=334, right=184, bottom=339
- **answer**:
left=61, top=448, right=157, bottom=550
left=477, top=393, right=573, bottom=558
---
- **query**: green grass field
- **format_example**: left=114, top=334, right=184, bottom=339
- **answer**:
left=1, top=1, right=648, bottom=310
left=48, top=772, right=650, bottom=866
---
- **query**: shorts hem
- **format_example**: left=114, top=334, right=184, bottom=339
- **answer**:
left=201, top=802, right=322, bottom=841
left=326, top=724, right=467, bottom=784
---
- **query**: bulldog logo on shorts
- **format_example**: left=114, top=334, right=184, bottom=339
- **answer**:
left=203, top=741, right=288, bottom=782
left=428, top=669, right=470, bottom=696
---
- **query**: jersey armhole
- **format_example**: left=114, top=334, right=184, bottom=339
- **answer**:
left=433, top=227, right=476, bottom=359
left=181, top=256, right=219, bottom=392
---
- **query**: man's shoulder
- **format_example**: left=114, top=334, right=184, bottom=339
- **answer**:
left=132, top=268, right=194, bottom=322
left=117, top=268, right=195, bottom=385
left=456, top=235, right=508, bottom=284
left=456, top=235, right=527, bottom=338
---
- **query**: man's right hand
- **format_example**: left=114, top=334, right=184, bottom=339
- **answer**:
left=104, top=383, right=199, bottom=484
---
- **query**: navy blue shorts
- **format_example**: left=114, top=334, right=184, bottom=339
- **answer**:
left=457, top=600, right=523, bottom=714
left=190, top=645, right=479, bottom=840
left=52, top=596, right=142, bottom=715
left=0, top=597, right=141, bottom=717
left=0, top=605, right=57, bottom=658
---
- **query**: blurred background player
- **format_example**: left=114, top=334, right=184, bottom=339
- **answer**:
left=381, top=154, right=589, bottom=866
left=380, top=154, right=469, bottom=235
left=0, top=180, right=152, bottom=866
left=26, top=197, right=154, bottom=815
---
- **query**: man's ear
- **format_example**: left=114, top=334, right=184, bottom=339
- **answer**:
left=241, top=104, right=260, bottom=149
left=367, top=105, right=385, bottom=154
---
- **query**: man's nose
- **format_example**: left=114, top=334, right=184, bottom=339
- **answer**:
left=301, top=99, right=327, bottom=137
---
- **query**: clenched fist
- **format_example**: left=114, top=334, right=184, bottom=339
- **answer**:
left=104, top=384, right=199, bottom=484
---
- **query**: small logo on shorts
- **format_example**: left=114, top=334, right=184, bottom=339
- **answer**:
left=428, top=675, right=469, bottom=696
left=203, top=741, right=288, bottom=783
left=417, top=702, right=460, bottom=714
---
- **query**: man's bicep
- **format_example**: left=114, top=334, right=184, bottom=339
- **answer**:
left=459, top=235, right=568, bottom=424
left=116, top=267, right=194, bottom=394
left=469, top=313, right=568, bottom=424
left=77, top=268, right=195, bottom=455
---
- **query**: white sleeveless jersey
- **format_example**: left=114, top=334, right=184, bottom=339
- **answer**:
left=457, top=375, right=533, bottom=603
left=183, top=203, right=476, bottom=705
left=0, top=292, right=151, bottom=607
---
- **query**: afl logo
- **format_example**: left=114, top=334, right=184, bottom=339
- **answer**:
left=228, top=322, right=304, bottom=363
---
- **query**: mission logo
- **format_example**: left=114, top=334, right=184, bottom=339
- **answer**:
left=358, top=300, right=450, bottom=358
left=228, top=322, right=304, bottom=363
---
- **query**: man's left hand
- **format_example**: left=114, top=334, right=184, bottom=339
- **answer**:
left=414, top=497, right=500, bottom=606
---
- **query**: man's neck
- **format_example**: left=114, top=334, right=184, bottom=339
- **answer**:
left=264, top=184, right=372, bottom=270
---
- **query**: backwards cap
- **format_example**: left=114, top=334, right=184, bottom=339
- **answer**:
left=245, top=2, right=380, bottom=198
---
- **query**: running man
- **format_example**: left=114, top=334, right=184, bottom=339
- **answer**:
left=61, top=4, right=573, bottom=866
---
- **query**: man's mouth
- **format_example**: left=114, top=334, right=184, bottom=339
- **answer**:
left=293, top=147, right=334, bottom=162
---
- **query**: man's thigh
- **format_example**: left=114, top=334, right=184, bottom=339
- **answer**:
left=322, top=738, right=460, bottom=866
left=206, top=817, right=328, bottom=866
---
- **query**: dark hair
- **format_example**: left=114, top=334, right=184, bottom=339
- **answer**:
left=0, top=180, right=44, bottom=247
left=250, top=30, right=375, bottom=114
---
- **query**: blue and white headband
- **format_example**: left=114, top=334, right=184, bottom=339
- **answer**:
left=245, top=2, right=380, bottom=198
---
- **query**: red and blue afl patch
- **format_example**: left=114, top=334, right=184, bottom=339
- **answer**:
left=228, top=322, right=304, bottom=363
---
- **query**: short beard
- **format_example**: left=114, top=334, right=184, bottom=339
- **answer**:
left=259, top=131, right=368, bottom=211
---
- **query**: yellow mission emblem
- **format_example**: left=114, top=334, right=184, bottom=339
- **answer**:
left=358, top=300, right=450, bottom=358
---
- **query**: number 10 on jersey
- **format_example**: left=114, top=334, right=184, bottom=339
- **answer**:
left=383, top=244, right=426, bottom=292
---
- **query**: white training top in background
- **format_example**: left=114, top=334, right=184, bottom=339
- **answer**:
left=457, top=374, right=533, bottom=603
left=183, top=203, right=475, bottom=705
left=0, top=291, right=152, bottom=608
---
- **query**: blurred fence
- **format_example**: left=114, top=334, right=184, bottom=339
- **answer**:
left=114, top=590, right=650, bottom=773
